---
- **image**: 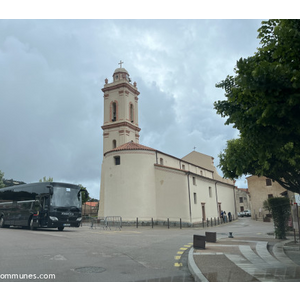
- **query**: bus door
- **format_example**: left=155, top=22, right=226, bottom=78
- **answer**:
left=18, top=200, right=35, bottom=227
left=37, top=195, right=49, bottom=226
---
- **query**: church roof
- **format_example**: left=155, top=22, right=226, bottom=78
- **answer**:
left=105, top=141, right=156, bottom=155
left=113, top=67, right=129, bottom=75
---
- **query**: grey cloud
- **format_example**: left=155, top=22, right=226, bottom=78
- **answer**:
left=0, top=19, right=263, bottom=197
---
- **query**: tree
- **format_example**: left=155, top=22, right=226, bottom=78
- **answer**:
left=0, top=170, right=4, bottom=188
left=39, top=177, right=54, bottom=182
left=263, top=199, right=272, bottom=215
left=79, top=184, right=89, bottom=204
left=214, top=19, right=300, bottom=194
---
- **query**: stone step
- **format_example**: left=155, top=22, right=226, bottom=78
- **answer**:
left=225, top=241, right=299, bottom=282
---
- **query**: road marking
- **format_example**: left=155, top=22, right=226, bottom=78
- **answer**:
left=90, top=230, right=141, bottom=235
left=50, top=254, right=67, bottom=260
left=174, top=263, right=183, bottom=267
left=174, top=243, right=193, bottom=267
left=28, top=231, right=64, bottom=237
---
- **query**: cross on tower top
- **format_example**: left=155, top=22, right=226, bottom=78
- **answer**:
left=118, top=60, right=124, bottom=68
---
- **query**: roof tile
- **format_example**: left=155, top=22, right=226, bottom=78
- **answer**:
left=105, top=141, right=156, bottom=155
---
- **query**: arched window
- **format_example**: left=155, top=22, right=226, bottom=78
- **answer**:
left=130, top=103, right=134, bottom=122
left=112, top=102, right=117, bottom=121
left=112, top=140, right=117, bottom=149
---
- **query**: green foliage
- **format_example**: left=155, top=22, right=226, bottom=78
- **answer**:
left=263, top=199, right=271, bottom=214
left=79, top=184, right=90, bottom=204
left=214, top=19, right=300, bottom=194
left=267, top=197, right=291, bottom=239
left=0, top=170, right=5, bottom=188
left=39, top=176, right=54, bottom=182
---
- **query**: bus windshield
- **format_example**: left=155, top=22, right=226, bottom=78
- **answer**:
left=50, top=186, right=81, bottom=208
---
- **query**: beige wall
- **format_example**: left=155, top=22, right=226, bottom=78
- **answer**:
left=155, top=166, right=190, bottom=222
left=99, top=148, right=236, bottom=223
left=247, top=176, right=286, bottom=220
left=235, top=188, right=251, bottom=213
left=101, top=150, right=157, bottom=220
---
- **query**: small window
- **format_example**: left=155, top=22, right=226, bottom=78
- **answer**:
left=193, top=177, right=196, bottom=185
left=112, top=140, right=117, bottom=149
left=130, top=104, right=134, bottom=122
left=209, top=187, right=212, bottom=197
left=160, top=158, right=164, bottom=165
left=268, top=194, right=273, bottom=198
left=114, top=156, right=120, bottom=165
left=193, top=193, right=197, bottom=204
left=112, top=102, right=117, bottom=121
left=182, top=164, right=185, bottom=170
left=239, top=197, right=243, bottom=203
left=266, top=178, right=272, bottom=186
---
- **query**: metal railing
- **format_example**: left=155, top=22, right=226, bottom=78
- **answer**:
left=80, top=215, right=235, bottom=230
left=103, top=216, right=122, bottom=230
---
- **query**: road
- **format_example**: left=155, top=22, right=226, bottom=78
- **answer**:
left=0, top=218, right=274, bottom=282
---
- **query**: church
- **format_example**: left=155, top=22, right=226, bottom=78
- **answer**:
left=98, top=63, right=236, bottom=224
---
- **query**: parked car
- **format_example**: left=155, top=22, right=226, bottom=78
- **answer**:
left=238, top=211, right=245, bottom=217
left=244, top=210, right=251, bottom=217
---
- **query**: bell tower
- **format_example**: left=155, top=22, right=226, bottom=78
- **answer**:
left=101, top=61, right=141, bottom=154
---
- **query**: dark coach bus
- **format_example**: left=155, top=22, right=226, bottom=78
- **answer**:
left=0, top=182, right=82, bottom=231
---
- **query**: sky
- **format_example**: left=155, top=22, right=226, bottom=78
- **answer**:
left=0, top=16, right=266, bottom=199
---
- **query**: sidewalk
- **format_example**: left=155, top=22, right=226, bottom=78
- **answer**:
left=188, top=231, right=300, bottom=282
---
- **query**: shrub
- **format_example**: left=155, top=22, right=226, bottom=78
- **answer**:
left=268, top=197, right=291, bottom=239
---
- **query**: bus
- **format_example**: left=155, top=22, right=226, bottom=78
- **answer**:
left=0, top=182, right=82, bottom=231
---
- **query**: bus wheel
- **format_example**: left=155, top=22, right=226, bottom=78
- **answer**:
left=29, top=218, right=37, bottom=230
left=58, top=226, right=64, bottom=231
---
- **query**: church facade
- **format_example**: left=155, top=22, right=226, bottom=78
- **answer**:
left=98, top=65, right=236, bottom=224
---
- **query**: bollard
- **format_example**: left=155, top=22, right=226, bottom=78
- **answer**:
left=228, top=232, right=234, bottom=238
left=151, top=218, right=154, bottom=228
left=167, top=218, right=169, bottom=229
left=205, top=231, right=216, bottom=242
left=180, top=218, right=182, bottom=229
left=136, top=217, right=138, bottom=228
left=193, top=235, right=206, bottom=249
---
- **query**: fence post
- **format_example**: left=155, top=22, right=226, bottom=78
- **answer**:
left=151, top=218, right=154, bottom=228
left=167, top=218, right=169, bottom=229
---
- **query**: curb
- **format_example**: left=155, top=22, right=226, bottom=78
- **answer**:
left=187, top=247, right=208, bottom=282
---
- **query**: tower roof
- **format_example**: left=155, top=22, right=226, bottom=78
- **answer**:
left=104, top=141, right=155, bottom=155
left=113, top=67, right=129, bottom=75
